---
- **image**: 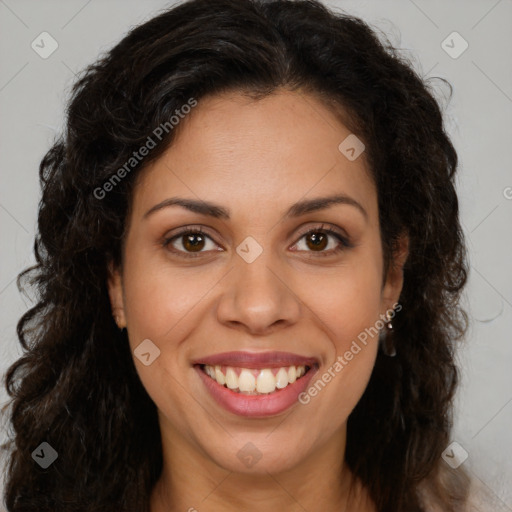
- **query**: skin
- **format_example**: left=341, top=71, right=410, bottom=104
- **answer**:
left=108, top=88, right=409, bottom=512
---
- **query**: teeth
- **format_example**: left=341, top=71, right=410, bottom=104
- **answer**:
left=202, top=364, right=309, bottom=394
left=256, top=369, right=275, bottom=393
left=288, top=365, right=297, bottom=383
left=215, top=366, right=225, bottom=385
left=238, top=369, right=256, bottom=392
left=225, top=367, right=238, bottom=390
left=275, top=368, right=288, bottom=389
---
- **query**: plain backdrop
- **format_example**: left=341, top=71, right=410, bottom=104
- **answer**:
left=1, top=0, right=511, bottom=509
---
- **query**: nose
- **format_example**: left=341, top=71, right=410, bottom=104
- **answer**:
left=216, top=249, right=302, bottom=336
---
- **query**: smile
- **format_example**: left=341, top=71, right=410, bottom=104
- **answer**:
left=192, top=351, right=320, bottom=417
left=201, top=364, right=309, bottom=394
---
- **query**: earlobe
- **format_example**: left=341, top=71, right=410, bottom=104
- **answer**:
left=107, top=261, right=127, bottom=329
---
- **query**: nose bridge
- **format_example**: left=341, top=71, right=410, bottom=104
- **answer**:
left=216, top=238, right=301, bottom=333
left=236, top=244, right=281, bottom=294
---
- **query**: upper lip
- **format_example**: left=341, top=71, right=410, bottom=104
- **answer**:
left=192, top=351, right=319, bottom=369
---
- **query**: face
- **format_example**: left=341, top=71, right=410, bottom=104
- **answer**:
left=108, top=89, right=408, bottom=476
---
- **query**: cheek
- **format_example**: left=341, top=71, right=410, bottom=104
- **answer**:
left=304, top=270, right=381, bottom=370
left=120, top=252, right=221, bottom=404
left=120, top=263, right=209, bottom=432
left=298, top=249, right=384, bottom=350
left=294, top=247, right=383, bottom=420
left=122, top=255, right=222, bottom=342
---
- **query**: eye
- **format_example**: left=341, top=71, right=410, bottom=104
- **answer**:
left=162, top=223, right=352, bottom=259
left=291, top=224, right=352, bottom=257
left=162, top=227, right=220, bottom=258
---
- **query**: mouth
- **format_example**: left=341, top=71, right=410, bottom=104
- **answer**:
left=192, top=351, right=319, bottom=417
left=198, top=363, right=313, bottom=395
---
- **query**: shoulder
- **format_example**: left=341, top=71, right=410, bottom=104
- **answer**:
left=418, top=468, right=509, bottom=512
left=463, top=477, right=511, bottom=512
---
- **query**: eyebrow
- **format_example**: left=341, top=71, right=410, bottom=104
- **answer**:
left=143, top=194, right=368, bottom=221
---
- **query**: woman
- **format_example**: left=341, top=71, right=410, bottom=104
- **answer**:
left=2, top=0, right=473, bottom=510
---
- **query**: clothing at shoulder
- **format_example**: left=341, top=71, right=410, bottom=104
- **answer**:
left=464, top=477, right=511, bottom=512
left=419, top=472, right=509, bottom=512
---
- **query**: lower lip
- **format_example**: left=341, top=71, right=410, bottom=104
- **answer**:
left=194, top=364, right=318, bottom=418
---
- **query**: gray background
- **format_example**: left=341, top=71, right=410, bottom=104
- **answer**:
left=1, top=0, right=511, bottom=509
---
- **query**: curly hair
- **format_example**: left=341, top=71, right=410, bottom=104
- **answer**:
left=2, top=0, right=470, bottom=510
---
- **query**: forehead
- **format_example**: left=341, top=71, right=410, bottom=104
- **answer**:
left=130, top=89, right=377, bottom=224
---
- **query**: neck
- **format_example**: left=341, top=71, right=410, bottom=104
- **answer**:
left=150, top=418, right=375, bottom=512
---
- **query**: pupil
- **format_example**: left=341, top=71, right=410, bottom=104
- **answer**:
left=185, top=234, right=204, bottom=251
left=308, top=232, right=327, bottom=250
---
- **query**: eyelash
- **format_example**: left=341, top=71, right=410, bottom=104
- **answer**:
left=162, top=224, right=352, bottom=259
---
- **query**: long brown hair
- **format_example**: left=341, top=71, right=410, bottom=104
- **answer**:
left=2, top=0, right=470, bottom=510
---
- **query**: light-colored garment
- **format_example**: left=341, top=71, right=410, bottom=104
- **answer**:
left=465, top=477, right=511, bottom=512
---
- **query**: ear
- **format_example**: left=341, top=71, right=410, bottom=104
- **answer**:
left=107, top=260, right=126, bottom=329
left=381, top=232, right=409, bottom=310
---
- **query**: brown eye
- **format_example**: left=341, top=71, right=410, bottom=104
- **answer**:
left=292, top=225, right=351, bottom=257
left=182, top=232, right=206, bottom=252
left=163, top=228, right=219, bottom=258
left=163, top=224, right=351, bottom=260
left=305, top=231, right=328, bottom=251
